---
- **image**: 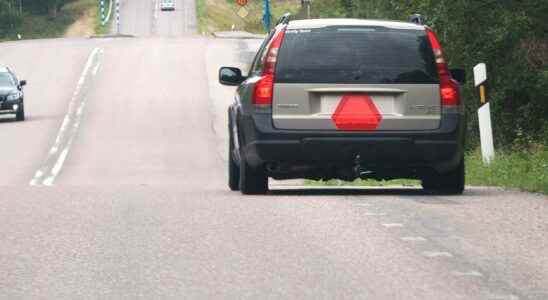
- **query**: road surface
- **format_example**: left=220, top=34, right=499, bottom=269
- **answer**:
left=0, top=1, right=547, bottom=299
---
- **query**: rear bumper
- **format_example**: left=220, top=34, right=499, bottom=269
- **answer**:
left=237, top=112, right=465, bottom=174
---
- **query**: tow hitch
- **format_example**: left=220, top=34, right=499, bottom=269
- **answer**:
left=354, top=155, right=373, bottom=178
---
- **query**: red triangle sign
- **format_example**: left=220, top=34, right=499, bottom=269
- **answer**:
left=331, top=94, right=382, bottom=131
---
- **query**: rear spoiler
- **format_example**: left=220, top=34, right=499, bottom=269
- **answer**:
left=276, top=13, right=291, bottom=26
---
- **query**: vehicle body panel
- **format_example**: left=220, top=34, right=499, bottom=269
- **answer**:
left=272, top=83, right=441, bottom=130
left=272, top=24, right=442, bottom=132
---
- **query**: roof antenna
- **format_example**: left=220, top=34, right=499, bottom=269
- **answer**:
left=409, top=14, right=425, bottom=25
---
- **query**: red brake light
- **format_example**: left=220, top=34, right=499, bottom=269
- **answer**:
left=426, top=28, right=460, bottom=106
left=253, top=75, right=274, bottom=105
left=253, top=27, right=287, bottom=106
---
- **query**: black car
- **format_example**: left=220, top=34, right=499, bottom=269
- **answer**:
left=219, top=17, right=466, bottom=195
left=0, top=66, right=26, bottom=121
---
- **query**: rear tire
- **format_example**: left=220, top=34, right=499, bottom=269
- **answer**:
left=228, top=122, right=240, bottom=191
left=230, top=110, right=267, bottom=195
left=15, top=105, right=25, bottom=121
left=239, top=154, right=268, bottom=195
left=422, top=159, right=465, bottom=195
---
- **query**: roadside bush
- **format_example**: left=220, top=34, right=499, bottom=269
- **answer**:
left=0, top=0, right=22, bottom=38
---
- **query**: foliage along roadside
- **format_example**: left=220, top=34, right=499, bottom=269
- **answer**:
left=196, top=0, right=301, bottom=34
left=1, top=0, right=100, bottom=40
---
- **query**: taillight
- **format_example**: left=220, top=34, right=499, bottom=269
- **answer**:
left=253, top=75, right=274, bottom=105
left=426, top=28, right=460, bottom=106
left=253, top=27, right=287, bottom=106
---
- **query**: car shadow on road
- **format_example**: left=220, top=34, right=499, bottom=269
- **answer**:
left=0, top=115, right=48, bottom=123
left=266, top=186, right=488, bottom=198
left=268, top=187, right=430, bottom=196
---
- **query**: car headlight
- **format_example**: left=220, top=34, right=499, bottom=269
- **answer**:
left=6, top=91, right=22, bottom=101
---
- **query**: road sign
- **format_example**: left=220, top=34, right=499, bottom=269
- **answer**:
left=237, top=7, right=249, bottom=19
left=236, top=0, right=248, bottom=6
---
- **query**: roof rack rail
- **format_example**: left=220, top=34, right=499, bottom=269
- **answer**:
left=408, top=14, right=425, bottom=25
left=276, top=13, right=291, bottom=26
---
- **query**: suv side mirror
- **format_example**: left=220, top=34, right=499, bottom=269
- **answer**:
left=219, top=67, right=245, bottom=86
left=450, top=69, right=465, bottom=84
left=19, top=80, right=27, bottom=87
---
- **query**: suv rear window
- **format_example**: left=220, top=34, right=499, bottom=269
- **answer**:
left=275, top=26, right=439, bottom=84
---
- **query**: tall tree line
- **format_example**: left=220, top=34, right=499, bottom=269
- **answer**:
left=0, top=0, right=70, bottom=19
left=306, top=0, right=548, bottom=147
left=0, top=0, right=71, bottom=36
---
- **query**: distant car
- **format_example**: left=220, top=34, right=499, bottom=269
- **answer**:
left=160, top=0, right=175, bottom=11
left=0, top=66, right=26, bottom=121
left=219, top=17, right=466, bottom=195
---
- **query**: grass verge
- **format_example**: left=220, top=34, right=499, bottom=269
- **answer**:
left=465, top=146, right=548, bottom=194
left=197, top=0, right=301, bottom=34
left=306, top=146, right=548, bottom=194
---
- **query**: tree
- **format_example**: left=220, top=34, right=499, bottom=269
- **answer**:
left=0, top=0, right=21, bottom=36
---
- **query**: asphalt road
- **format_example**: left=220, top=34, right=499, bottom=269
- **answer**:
left=0, top=1, right=547, bottom=299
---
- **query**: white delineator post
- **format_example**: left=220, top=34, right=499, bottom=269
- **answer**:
left=116, top=0, right=120, bottom=34
left=100, top=0, right=105, bottom=23
left=474, top=63, right=495, bottom=164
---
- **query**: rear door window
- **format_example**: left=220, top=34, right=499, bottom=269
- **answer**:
left=275, top=26, right=439, bottom=84
left=249, top=29, right=276, bottom=76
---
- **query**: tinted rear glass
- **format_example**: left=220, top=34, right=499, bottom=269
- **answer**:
left=275, top=26, right=439, bottom=84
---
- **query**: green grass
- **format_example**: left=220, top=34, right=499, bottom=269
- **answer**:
left=196, top=0, right=208, bottom=33
left=197, top=0, right=301, bottom=34
left=465, top=146, right=548, bottom=194
left=306, top=146, right=548, bottom=194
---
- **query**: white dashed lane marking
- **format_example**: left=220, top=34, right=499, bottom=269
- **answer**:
left=364, top=212, right=386, bottom=216
left=400, top=236, right=427, bottom=242
left=29, top=47, right=103, bottom=186
left=489, top=294, right=520, bottom=300
left=422, top=251, right=453, bottom=258
left=452, top=270, right=483, bottom=277
left=382, top=223, right=404, bottom=228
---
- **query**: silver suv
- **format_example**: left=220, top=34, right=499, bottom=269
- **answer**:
left=220, top=18, right=466, bottom=195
